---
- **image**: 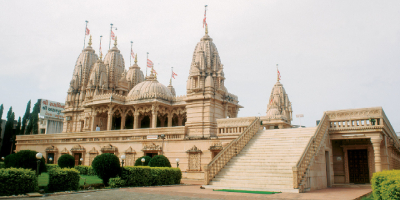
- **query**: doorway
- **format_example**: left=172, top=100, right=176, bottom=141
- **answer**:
left=47, top=153, right=54, bottom=164
left=146, top=153, right=158, bottom=158
left=74, top=153, right=82, bottom=166
left=348, top=149, right=369, bottom=183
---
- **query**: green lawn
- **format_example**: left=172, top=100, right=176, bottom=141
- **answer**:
left=38, top=173, right=103, bottom=187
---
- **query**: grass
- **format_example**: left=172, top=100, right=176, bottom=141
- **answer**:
left=213, top=189, right=280, bottom=194
left=360, top=194, right=374, bottom=200
left=38, top=173, right=103, bottom=187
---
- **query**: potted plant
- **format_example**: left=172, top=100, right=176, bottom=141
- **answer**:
left=369, top=118, right=376, bottom=125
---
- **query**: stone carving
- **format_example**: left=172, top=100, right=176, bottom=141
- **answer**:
left=125, top=146, right=136, bottom=154
left=71, top=144, right=85, bottom=152
left=186, top=145, right=202, bottom=153
left=101, top=144, right=118, bottom=152
left=188, top=153, right=201, bottom=171
left=45, top=145, right=58, bottom=152
left=142, top=143, right=162, bottom=151
left=89, top=147, right=98, bottom=154
left=209, top=143, right=223, bottom=151
left=60, top=147, right=69, bottom=154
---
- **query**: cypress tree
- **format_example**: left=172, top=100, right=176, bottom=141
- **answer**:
left=0, top=107, right=15, bottom=157
left=21, top=100, right=30, bottom=135
left=25, top=100, right=40, bottom=135
left=0, top=104, right=3, bottom=146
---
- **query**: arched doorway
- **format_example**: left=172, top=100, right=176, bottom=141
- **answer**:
left=141, top=115, right=151, bottom=128
left=125, top=111, right=134, bottom=129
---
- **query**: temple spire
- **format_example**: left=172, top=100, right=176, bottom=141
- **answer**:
left=88, top=35, right=92, bottom=46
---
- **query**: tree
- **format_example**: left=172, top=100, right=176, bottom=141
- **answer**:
left=4, top=150, right=46, bottom=174
left=21, top=100, right=30, bottom=135
left=57, top=154, right=75, bottom=168
left=25, top=100, right=40, bottom=135
left=0, top=104, right=3, bottom=150
left=92, top=153, right=121, bottom=186
left=0, top=107, right=15, bottom=157
left=15, top=117, right=21, bottom=135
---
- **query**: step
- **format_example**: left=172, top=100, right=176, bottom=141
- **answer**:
left=202, top=185, right=300, bottom=193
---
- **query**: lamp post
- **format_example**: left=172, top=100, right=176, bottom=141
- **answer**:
left=141, top=158, right=145, bottom=166
left=121, top=155, right=126, bottom=167
left=36, top=153, right=43, bottom=176
left=176, top=158, right=180, bottom=168
left=80, top=158, right=83, bottom=165
left=49, top=157, right=53, bottom=164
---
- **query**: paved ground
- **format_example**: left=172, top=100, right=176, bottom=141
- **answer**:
left=16, top=180, right=371, bottom=200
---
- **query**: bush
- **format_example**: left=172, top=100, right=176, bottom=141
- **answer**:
left=46, top=168, right=80, bottom=192
left=109, top=177, right=126, bottom=188
left=0, top=168, right=38, bottom=196
left=74, top=165, right=96, bottom=175
left=58, top=154, right=75, bottom=168
left=46, top=164, right=60, bottom=171
left=121, top=166, right=182, bottom=187
left=91, top=153, right=121, bottom=186
left=372, top=170, right=400, bottom=200
left=4, top=150, right=46, bottom=174
left=134, top=156, right=152, bottom=166
left=0, top=162, right=4, bottom=169
left=148, top=155, right=171, bottom=167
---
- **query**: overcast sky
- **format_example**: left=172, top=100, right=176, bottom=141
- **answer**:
left=1, top=1, right=399, bottom=131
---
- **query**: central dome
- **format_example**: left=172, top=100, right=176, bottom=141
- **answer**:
left=127, top=74, right=174, bottom=101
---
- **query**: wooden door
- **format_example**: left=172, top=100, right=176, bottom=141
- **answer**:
left=74, top=153, right=81, bottom=166
left=348, top=149, right=369, bottom=183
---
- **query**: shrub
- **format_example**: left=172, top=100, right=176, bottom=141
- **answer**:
left=74, top=165, right=96, bottom=175
left=0, top=168, right=38, bottom=196
left=58, top=154, right=75, bottom=168
left=0, top=162, right=4, bottom=169
left=148, top=155, right=171, bottom=167
left=134, top=156, right=151, bottom=166
left=91, top=153, right=121, bottom=186
left=121, top=166, right=182, bottom=186
left=4, top=150, right=46, bottom=174
left=372, top=170, right=400, bottom=200
left=109, top=177, right=126, bottom=188
left=46, top=164, right=60, bottom=171
left=46, top=168, right=80, bottom=192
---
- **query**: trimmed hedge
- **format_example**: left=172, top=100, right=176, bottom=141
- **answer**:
left=120, top=166, right=182, bottom=187
left=58, top=154, right=75, bottom=168
left=46, top=164, right=60, bottom=171
left=74, top=165, right=96, bottom=176
left=148, top=155, right=171, bottom=167
left=109, top=177, right=126, bottom=188
left=46, top=168, right=80, bottom=192
left=0, top=168, right=38, bottom=196
left=92, top=153, right=121, bottom=186
left=4, top=150, right=46, bottom=174
left=134, top=156, right=152, bottom=166
left=372, top=170, right=400, bottom=200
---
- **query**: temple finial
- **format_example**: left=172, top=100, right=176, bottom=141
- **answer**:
left=276, top=64, right=281, bottom=82
left=134, top=53, right=137, bottom=64
left=88, top=35, right=92, bottom=46
left=114, top=36, right=117, bottom=47
left=205, top=24, right=208, bottom=35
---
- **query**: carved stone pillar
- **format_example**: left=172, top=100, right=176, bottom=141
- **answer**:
left=121, top=113, right=126, bottom=130
left=152, top=105, right=158, bottom=128
left=178, top=116, right=183, bottom=126
left=107, top=106, right=113, bottom=131
left=168, top=113, right=173, bottom=127
left=372, top=138, right=383, bottom=173
left=134, top=112, right=139, bottom=129
left=91, top=114, right=96, bottom=131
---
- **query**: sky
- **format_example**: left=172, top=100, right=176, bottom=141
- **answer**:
left=0, top=1, right=400, bottom=131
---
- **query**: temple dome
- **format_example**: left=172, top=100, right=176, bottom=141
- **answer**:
left=126, top=57, right=144, bottom=90
left=127, top=74, right=173, bottom=101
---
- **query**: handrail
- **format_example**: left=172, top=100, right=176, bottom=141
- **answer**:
left=293, top=113, right=329, bottom=191
left=204, top=117, right=260, bottom=185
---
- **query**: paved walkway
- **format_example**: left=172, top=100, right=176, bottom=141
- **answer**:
left=17, top=180, right=371, bottom=200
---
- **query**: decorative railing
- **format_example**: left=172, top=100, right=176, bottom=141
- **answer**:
left=293, top=113, right=329, bottom=192
left=217, top=117, right=256, bottom=135
left=204, top=117, right=260, bottom=185
left=16, top=126, right=185, bottom=145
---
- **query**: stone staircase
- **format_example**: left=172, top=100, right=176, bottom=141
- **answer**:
left=204, top=127, right=317, bottom=193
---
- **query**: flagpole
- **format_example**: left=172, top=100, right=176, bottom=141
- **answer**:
left=170, top=67, right=173, bottom=85
left=130, top=41, right=133, bottom=66
left=109, top=23, right=113, bottom=50
left=99, top=35, right=103, bottom=59
left=146, top=52, right=149, bottom=77
left=83, top=20, right=88, bottom=49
